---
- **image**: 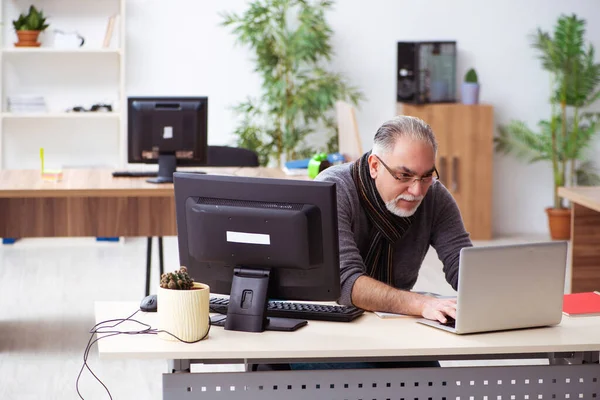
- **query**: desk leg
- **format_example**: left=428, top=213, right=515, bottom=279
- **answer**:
left=571, top=203, right=600, bottom=292
left=159, top=237, right=164, bottom=277
left=168, top=359, right=191, bottom=373
left=146, top=237, right=153, bottom=297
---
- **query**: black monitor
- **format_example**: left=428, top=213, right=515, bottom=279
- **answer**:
left=127, top=96, right=208, bottom=184
left=173, top=172, right=341, bottom=333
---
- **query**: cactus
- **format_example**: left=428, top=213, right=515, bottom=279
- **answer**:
left=464, top=68, right=478, bottom=83
left=160, top=266, right=195, bottom=290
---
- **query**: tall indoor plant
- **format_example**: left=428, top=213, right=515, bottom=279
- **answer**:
left=494, top=14, right=600, bottom=240
left=221, top=0, right=364, bottom=167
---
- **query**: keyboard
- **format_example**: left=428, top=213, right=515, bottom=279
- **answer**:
left=112, top=171, right=158, bottom=178
left=440, top=316, right=456, bottom=328
left=209, top=296, right=364, bottom=323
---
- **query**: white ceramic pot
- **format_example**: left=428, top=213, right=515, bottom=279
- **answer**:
left=461, top=82, right=480, bottom=105
left=157, top=282, right=210, bottom=342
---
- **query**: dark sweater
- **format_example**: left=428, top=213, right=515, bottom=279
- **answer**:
left=315, top=163, right=473, bottom=306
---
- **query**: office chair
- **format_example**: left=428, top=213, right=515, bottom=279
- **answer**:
left=206, top=145, right=260, bottom=167
left=146, top=146, right=260, bottom=296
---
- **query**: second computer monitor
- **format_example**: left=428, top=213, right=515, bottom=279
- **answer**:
left=173, top=172, right=341, bottom=332
left=127, top=96, right=208, bottom=184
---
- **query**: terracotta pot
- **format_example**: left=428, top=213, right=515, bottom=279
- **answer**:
left=15, top=30, right=41, bottom=47
left=545, top=207, right=571, bottom=240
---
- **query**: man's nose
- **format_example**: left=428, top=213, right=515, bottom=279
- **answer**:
left=407, top=180, right=426, bottom=197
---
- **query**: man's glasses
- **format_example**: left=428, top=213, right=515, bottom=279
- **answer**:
left=374, top=155, right=439, bottom=186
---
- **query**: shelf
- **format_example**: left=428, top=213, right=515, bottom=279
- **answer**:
left=2, top=48, right=121, bottom=55
left=2, top=112, right=121, bottom=119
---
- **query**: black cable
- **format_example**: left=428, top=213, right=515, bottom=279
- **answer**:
left=76, top=308, right=211, bottom=399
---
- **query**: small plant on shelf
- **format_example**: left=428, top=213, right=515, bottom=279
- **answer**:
left=464, top=68, right=478, bottom=84
left=12, top=5, right=50, bottom=47
left=159, top=266, right=195, bottom=290
left=461, top=67, right=480, bottom=104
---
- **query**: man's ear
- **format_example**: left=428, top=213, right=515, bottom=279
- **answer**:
left=367, top=154, right=379, bottom=179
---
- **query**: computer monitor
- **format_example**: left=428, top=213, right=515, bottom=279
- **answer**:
left=173, top=172, right=341, bottom=333
left=127, top=96, right=208, bottom=184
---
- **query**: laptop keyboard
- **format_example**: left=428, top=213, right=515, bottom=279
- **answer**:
left=440, top=316, right=456, bottom=328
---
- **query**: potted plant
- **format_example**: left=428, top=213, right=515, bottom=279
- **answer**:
left=12, top=5, right=49, bottom=47
left=221, top=0, right=364, bottom=167
left=461, top=68, right=480, bottom=105
left=494, top=14, right=600, bottom=240
left=157, top=266, right=210, bottom=342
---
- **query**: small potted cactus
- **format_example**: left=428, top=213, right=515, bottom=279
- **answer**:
left=461, top=68, right=480, bottom=105
left=157, top=266, right=210, bottom=342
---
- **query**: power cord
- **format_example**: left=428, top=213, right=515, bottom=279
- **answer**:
left=76, top=308, right=211, bottom=399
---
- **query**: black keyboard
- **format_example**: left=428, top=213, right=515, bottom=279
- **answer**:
left=112, top=171, right=158, bottom=178
left=209, top=297, right=364, bottom=323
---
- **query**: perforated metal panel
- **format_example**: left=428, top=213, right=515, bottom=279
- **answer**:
left=163, top=364, right=600, bottom=400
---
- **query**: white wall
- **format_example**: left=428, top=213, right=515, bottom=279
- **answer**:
left=125, top=0, right=600, bottom=236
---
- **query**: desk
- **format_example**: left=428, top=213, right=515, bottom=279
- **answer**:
left=0, top=168, right=301, bottom=238
left=96, top=301, right=600, bottom=400
left=0, top=168, right=305, bottom=294
left=557, top=186, right=600, bottom=292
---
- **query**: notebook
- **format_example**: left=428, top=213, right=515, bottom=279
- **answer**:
left=417, top=241, right=568, bottom=334
left=563, top=291, right=600, bottom=317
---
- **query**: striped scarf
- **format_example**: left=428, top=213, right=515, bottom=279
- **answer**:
left=351, top=151, right=415, bottom=285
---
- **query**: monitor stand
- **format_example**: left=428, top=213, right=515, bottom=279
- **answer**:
left=221, top=267, right=307, bottom=332
left=147, top=154, right=176, bottom=184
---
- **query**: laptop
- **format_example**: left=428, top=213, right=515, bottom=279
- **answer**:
left=417, top=241, right=568, bottom=334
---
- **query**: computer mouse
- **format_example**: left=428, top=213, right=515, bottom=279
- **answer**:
left=140, top=294, right=157, bottom=312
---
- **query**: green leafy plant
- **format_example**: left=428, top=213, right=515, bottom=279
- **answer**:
left=160, top=266, right=195, bottom=290
left=12, top=5, right=49, bottom=31
left=221, top=0, right=364, bottom=167
left=494, top=14, right=600, bottom=209
left=464, top=68, right=478, bottom=83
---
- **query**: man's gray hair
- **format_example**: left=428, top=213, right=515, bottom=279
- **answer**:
left=371, top=115, right=438, bottom=156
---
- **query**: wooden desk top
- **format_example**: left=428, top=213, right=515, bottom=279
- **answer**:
left=95, top=301, right=600, bottom=362
left=558, top=186, right=600, bottom=213
left=0, top=168, right=305, bottom=198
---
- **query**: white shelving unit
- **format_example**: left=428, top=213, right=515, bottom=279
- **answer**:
left=0, top=0, right=126, bottom=171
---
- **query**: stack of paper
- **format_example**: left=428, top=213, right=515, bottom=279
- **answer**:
left=8, top=95, right=47, bottom=113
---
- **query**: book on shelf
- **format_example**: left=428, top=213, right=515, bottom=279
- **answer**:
left=562, top=291, right=600, bottom=317
left=103, top=14, right=120, bottom=48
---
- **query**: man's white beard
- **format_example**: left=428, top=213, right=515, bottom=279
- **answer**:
left=385, top=194, right=424, bottom=217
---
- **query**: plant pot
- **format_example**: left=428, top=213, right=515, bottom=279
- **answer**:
left=157, top=282, right=210, bottom=342
left=15, top=30, right=41, bottom=47
left=545, top=207, right=571, bottom=240
left=461, top=82, right=480, bottom=105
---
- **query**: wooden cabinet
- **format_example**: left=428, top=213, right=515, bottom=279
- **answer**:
left=398, top=103, right=494, bottom=240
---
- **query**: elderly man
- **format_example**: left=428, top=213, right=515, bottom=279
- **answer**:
left=315, top=115, right=472, bottom=323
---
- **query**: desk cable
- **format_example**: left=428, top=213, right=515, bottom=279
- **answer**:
left=76, top=309, right=211, bottom=400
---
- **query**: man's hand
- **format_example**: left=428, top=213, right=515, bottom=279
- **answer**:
left=421, top=297, right=457, bottom=323
left=351, top=276, right=457, bottom=322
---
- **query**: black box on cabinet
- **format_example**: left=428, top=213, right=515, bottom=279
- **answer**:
left=396, top=41, right=457, bottom=104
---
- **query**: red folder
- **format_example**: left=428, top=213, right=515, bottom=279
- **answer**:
left=563, top=291, right=600, bottom=317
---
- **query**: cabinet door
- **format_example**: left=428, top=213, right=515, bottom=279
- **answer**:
left=446, top=105, right=493, bottom=240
